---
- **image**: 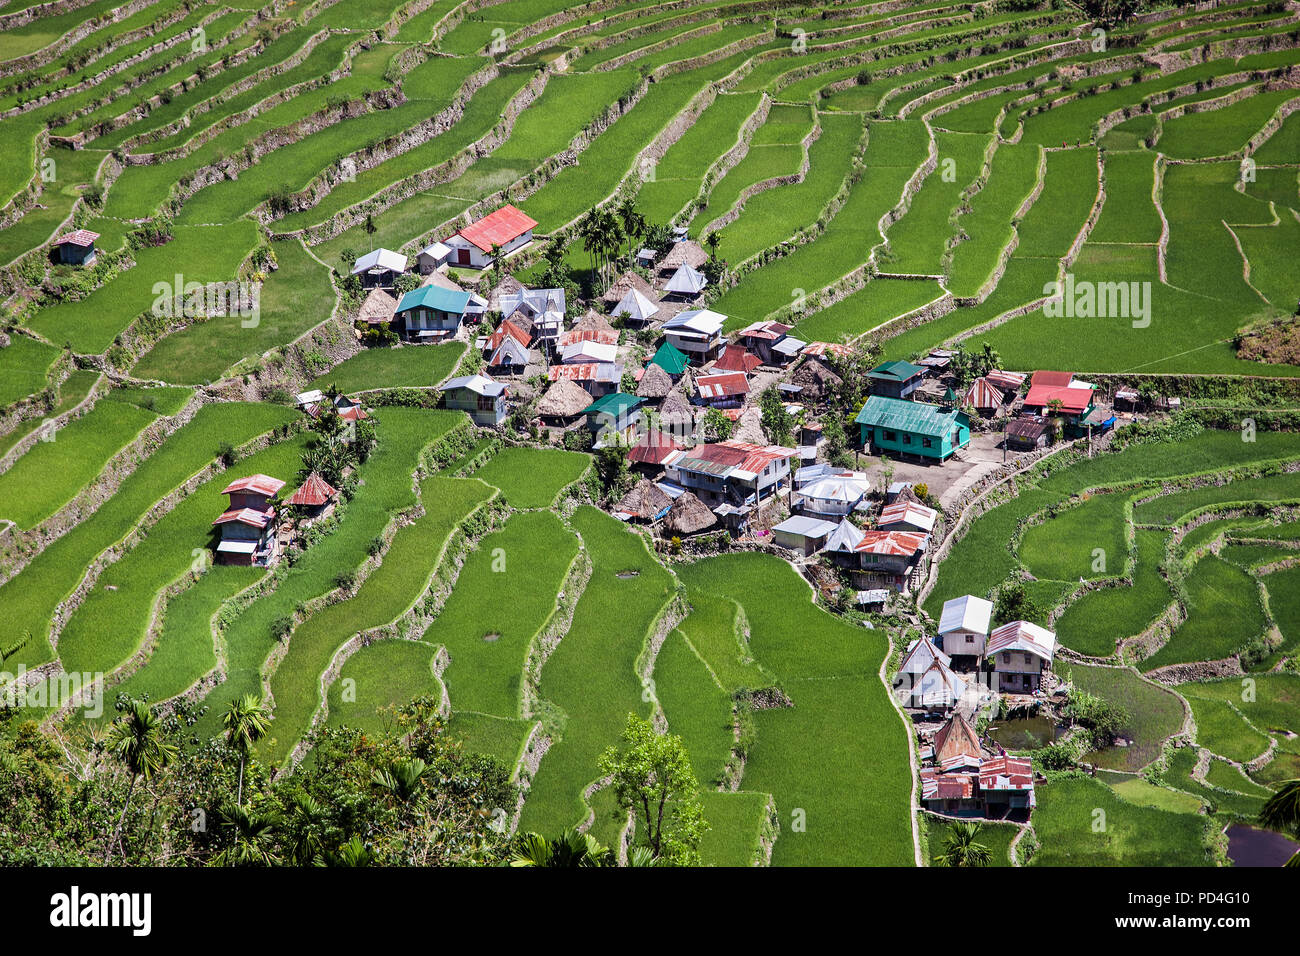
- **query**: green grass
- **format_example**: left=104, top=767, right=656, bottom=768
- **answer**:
left=259, top=444, right=483, bottom=762
left=947, top=141, right=1040, bottom=297
left=0, top=336, right=61, bottom=409
left=428, top=510, right=579, bottom=719
left=883, top=130, right=988, bottom=275
left=1157, top=89, right=1300, bottom=160
left=0, top=369, right=100, bottom=460
left=1055, top=529, right=1173, bottom=657
left=1133, top=472, right=1300, bottom=527
left=1013, top=146, right=1097, bottom=259
left=1106, top=774, right=1205, bottom=814
left=26, top=222, right=261, bottom=355
left=1090, top=150, right=1162, bottom=244
left=0, top=402, right=296, bottom=670
left=1030, top=776, right=1209, bottom=866
left=309, top=342, right=466, bottom=393
left=654, top=629, right=735, bottom=788
left=791, top=277, right=944, bottom=344
left=0, top=396, right=158, bottom=530
left=1181, top=693, right=1271, bottom=764
left=1203, top=757, right=1273, bottom=797
left=326, top=640, right=445, bottom=739
left=469, top=446, right=589, bottom=509
left=1178, top=674, right=1300, bottom=747
left=1162, top=746, right=1267, bottom=817
left=1020, top=491, right=1128, bottom=583
left=698, top=790, right=772, bottom=866
left=519, top=507, right=675, bottom=834
left=678, top=553, right=914, bottom=866
left=1142, top=555, right=1267, bottom=672
left=923, top=813, right=1019, bottom=866
left=1065, top=663, right=1186, bottom=771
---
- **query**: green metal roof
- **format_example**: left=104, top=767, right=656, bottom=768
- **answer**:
left=867, top=360, right=924, bottom=383
left=855, top=396, right=965, bottom=438
left=582, top=392, right=641, bottom=417
left=395, top=284, right=471, bottom=315
left=650, top=341, right=689, bottom=376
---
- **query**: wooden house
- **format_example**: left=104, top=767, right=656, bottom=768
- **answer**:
left=213, top=474, right=284, bottom=566
left=987, top=620, right=1057, bottom=693
left=692, top=371, right=749, bottom=409
left=285, top=472, right=338, bottom=521
left=394, top=284, right=470, bottom=341
left=660, top=309, right=725, bottom=363
left=662, top=440, right=796, bottom=507
left=439, top=374, right=508, bottom=427
left=878, top=500, right=938, bottom=535
left=937, top=594, right=995, bottom=661
left=53, top=229, right=99, bottom=266
left=581, top=392, right=643, bottom=448
left=866, top=360, right=925, bottom=400
left=771, top=515, right=839, bottom=556
left=1005, top=415, right=1051, bottom=450
left=351, top=248, right=407, bottom=289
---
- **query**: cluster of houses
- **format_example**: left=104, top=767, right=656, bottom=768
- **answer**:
left=895, top=593, right=1059, bottom=819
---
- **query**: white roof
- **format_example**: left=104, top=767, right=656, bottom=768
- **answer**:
left=216, top=539, right=258, bottom=554
left=418, top=241, right=451, bottom=259
left=440, top=374, right=506, bottom=397
left=612, top=287, right=660, bottom=322
left=772, top=515, right=838, bottom=539
left=664, top=264, right=707, bottom=295
left=561, top=340, right=617, bottom=364
left=906, top=659, right=968, bottom=708
left=898, top=638, right=952, bottom=675
left=797, top=474, right=870, bottom=504
left=825, top=516, right=865, bottom=552
left=879, top=500, right=939, bottom=534
left=938, top=595, right=995, bottom=636
left=772, top=336, right=806, bottom=356
left=352, top=248, right=407, bottom=275
left=662, top=308, right=725, bottom=336
left=295, top=389, right=324, bottom=407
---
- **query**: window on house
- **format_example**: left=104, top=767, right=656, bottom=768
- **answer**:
left=903, top=434, right=912, bottom=444
left=1024, top=651, right=1033, bottom=664
left=965, top=634, right=974, bottom=644
left=922, top=437, right=933, bottom=448
left=476, top=396, right=496, bottom=411
left=884, top=431, right=897, bottom=442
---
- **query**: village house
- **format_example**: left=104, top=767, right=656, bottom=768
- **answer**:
left=878, top=500, right=938, bottom=535
left=937, top=594, right=995, bottom=663
left=547, top=361, right=623, bottom=397
left=827, top=527, right=928, bottom=592
left=483, top=319, right=532, bottom=373
left=439, top=374, right=508, bottom=427
left=962, top=376, right=1006, bottom=416
left=627, top=429, right=683, bottom=475
left=987, top=620, right=1057, bottom=694
left=657, top=239, right=707, bottom=284
left=582, top=392, right=643, bottom=448
left=662, top=440, right=796, bottom=507
left=918, top=714, right=1036, bottom=817
left=661, top=309, right=725, bottom=364
left=736, top=321, right=792, bottom=364
left=712, top=343, right=762, bottom=376
left=351, top=248, right=407, bottom=289
left=536, top=378, right=593, bottom=433
left=604, top=272, right=659, bottom=324
left=285, top=472, right=339, bottom=523
left=444, top=204, right=537, bottom=268
left=771, top=514, right=839, bottom=556
left=356, top=287, right=398, bottom=334
left=500, top=286, right=566, bottom=349
left=649, top=340, right=691, bottom=379
left=897, top=636, right=952, bottom=682
left=1023, top=370, right=1096, bottom=436
left=856, top=396, right=971, bottom=462
left=561, top=339, right=617, bottom=366
left=1005, top=415, right=1051, bottom=450
left=663, top=263, right=708, bottom=300
left=53, top=228, right=99, bottom=266
left=414, top=241, right=452, bottom=274
left=394, top=284, right=470, bottom=341
left=900, top=655, right=969, bottom=712
left=614, top=478, right=673, bottom=523
left=213, top=474, right=284, bottom=567
left=866, top=360, right=926, bottom=400
left=693, top=371, right=750, bottom=409
left=792, top=466, right=870, bottom=518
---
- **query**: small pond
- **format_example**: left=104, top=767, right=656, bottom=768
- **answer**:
left=986, top=715, right=1063, bottom=751
left=1225, top=824, right=1299, bottom=867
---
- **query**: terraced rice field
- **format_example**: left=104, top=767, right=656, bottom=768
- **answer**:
left=2, top=0, right=1299, bottom=874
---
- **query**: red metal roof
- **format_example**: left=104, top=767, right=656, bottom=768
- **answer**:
left=695, top=371, right=750, bottom=400
left=1030, top=370, right=1074, bottom=389
left=455, top=205, right=538, bottom=253
left=920, top=769, right=975, bottom=800
left=628, top=431, right=682, bottom=465
left=979, top=755, right=1034, bottom=792
left=547, top=362, right=616, bottom=383
left=985, top=369, right=1026, bottom=391
left=854, top=530, right=927, bottom=556
left=486, top=319, right=531, bottom=350
left=1024, top=383, right=1093, bottom=413
left=802, top=341, right=851, bottom=358
left=712, top=344, right=761, bottom=374
left=212, top=507, right=275, bottom=529
left=878, top=501, right=937, bottom=530
left=963, top=376, right=1004, bottom=410
left=286, top=473, right=337, bottom=507
left=670, top=440, right=795, bottom=477
left=738, top=321, right=791, bottom=342
left=54, top=229, right=99, bottom=247
left=221, top=474, right=285, bottom=498
left=558, top=328, right=618, bottom=348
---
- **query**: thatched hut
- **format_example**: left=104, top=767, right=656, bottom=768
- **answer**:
left=357, top=287, right=398, bottom=327
left=616, top=479, right=673, bottom=522
left=664, top=491, right=716, bottom=535
left=788, top=355, right=843, bottom=403
left=573, top=310, right=615, bottom=333
left=536, top=379, right=592, bottom=425
left=602, top=270, right=656, bottom=308
left=636, top=363, right=672, bottom=400
left=658, top=388, right=694, bottom=436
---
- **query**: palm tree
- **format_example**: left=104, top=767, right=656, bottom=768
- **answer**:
left=373, top=757, right=428, bottom=804
left=936, top=820, right=992, bottom=867
left=616, top=196, right=646, bottom=263
left=704, top=230, right=721, bottom=260
left=222, top=694, right=272, bottom=805
left=104, top=700, right=177, bottom=862
left=284, top=791, right=327, bottom=865
left=510, top=829, right=612, bottom=867
left=1258, top=779, right=1300, bottom=867
left=326, top=836, right=375, bottom=866
left=214, top=804, right=280, bottom=866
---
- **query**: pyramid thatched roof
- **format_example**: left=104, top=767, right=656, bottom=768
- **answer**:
left=659, top=240, right=707, bottom=272
left=789, top=355, right=843, bottom=401
left=636, top=363, right=673, bottom=399
left=573, top=310, right=615, bottom=333
left=536, top=379, right=592, bottom=419
left=357, top=287, right=398, bottom=325
left=659, top=388, right=694, bottom=429
left=603, top=270, right=656, bottom=306
left=664, top=491, right=715, bottom=535
left=616, top=479, right=672, bottom=520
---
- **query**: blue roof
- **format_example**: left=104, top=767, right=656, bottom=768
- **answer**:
left=395, top=284, right=471, bottom=315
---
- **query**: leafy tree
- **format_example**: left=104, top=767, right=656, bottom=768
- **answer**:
left=993, top=579, right=1045, bottom=627
left=936, top=820, right=992, bottom=867
left=595, top=444, right=630, bottom=498
left=759, top=386, right=793, bottom=445
left=104, top=700, right=178, bottom=862
left=214, top=803, right=281, bottom=866
left=222, top=694, right=272, bottom=805
left=700, top=407, right=734, bottom=442
left=597, top=714, right=708, bottom=866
